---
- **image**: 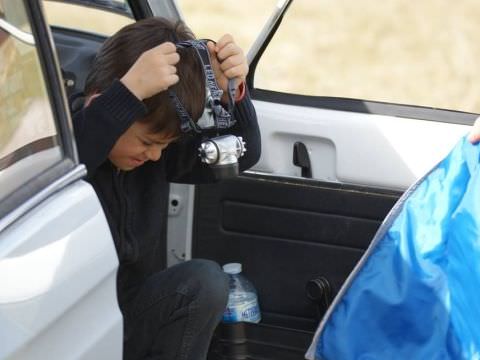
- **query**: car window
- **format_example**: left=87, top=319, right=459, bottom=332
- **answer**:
left=42, top=0, right=134, bottom=36
left=0, top=1, right=62, bottom=201
left=254, top=0, right=480, bottom=114
left=177, top=0, right=278, bottom=54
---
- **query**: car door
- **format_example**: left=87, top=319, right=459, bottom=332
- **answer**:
left=166, top=1, right=477, bottom=358
left=0, top=1, right=122, bottom=359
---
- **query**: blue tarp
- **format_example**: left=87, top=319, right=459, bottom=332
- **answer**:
left=307, top=136, right=480, bottom=360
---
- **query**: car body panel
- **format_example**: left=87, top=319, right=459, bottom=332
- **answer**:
left=0, top=180, right=122, bottom=359
left=1, top=1, right=123, bottom=358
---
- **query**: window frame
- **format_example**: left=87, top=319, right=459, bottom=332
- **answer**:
left=0, top=0, right=86, bottom=229
left=43, top=0, right=134, bottom=18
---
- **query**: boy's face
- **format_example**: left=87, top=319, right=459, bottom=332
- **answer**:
left=108, top=121, right=177, bottom=171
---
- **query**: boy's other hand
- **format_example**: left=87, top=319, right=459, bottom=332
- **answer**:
left=207, top=35, right=248, bottom=103
left=469, top=117, right=480, bottom=144
left=121, top=42, right=180, bottom=100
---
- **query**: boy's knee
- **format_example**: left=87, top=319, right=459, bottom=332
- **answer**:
left=186, top=259, right=229, bottom=313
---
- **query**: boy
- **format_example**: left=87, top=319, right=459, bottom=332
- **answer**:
left=71, top=17, right=261, bottom=360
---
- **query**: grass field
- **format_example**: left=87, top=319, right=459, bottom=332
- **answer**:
left=178, top=0, right=480, bottom=114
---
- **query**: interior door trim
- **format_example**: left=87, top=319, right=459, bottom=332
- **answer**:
left=251, top=88, right=478, bottom=125
left=243, top=171, right=403, bottom=198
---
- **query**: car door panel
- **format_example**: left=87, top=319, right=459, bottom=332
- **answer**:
left=0, top=180, right=122, bottom=360
left=193, top=174, right=400, bottom=325
left=253, top=99, right=471, bottom=189
left=193, top=91, right=470, bottom=325
left=194, top=175, right=401, bottom=359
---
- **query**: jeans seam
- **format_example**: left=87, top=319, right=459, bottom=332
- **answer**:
left=178, top=293, right=199, bottom=360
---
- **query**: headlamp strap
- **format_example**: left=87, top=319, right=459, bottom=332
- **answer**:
left=168, top=39, right=237, bottom=134
left=168, top=91, right=198, bottom=133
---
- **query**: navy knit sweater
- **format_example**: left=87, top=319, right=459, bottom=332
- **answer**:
left=71, top=80, right=261, bottom=306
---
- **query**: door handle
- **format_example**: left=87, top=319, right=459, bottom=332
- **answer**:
left=293, top=141, right=312, bottom=178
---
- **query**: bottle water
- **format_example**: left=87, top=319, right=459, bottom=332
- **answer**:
left=222, top=263, right=261, bottom=323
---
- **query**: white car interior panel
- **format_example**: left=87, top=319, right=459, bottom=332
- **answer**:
left=253, top=100, right=470, bottom=190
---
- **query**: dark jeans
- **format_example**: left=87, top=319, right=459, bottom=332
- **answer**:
left=122, top=259, right=229, bottom=360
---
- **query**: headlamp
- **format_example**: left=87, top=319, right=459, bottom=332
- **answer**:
left=168, top=39, right=246, bottom=179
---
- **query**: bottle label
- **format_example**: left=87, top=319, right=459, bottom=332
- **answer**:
left=223, top=299, right=261, bottom=323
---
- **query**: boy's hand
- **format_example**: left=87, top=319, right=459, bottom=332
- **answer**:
left=120, top=42, right=180, bottom=100
left=207, top=34, right=248, bottom=103
left=469, top=116, right=480, bottom=144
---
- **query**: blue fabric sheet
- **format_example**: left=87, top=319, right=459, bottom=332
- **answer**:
left=307, top=136, right=480, bottom=360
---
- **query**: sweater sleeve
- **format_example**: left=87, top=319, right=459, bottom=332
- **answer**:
left=71, top=80, right=147, bottom=174
left=164, top=88, right=261, bottom=184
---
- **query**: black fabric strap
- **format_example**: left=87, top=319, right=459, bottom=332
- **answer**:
left=168, top=39, right=236, bottom=134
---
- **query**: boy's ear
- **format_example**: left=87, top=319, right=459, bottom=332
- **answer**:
left=84, top=92, right=101, bottom=108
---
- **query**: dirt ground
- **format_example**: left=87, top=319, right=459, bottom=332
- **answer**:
left=178, top=0, right=480, bottom=114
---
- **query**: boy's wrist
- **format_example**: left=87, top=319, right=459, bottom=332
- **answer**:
left=120, top=74, right=145, bottom=101
left=235, top=81, right=246, bottom=103
left=220, top=81, right=246, bottom=105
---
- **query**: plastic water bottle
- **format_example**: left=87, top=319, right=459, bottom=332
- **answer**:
left=222, top=263, right=261, bottom=323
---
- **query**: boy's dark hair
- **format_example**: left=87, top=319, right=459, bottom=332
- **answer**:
left=85, top=17, right=205, bottom=137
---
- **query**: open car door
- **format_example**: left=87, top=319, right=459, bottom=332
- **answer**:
left=166, top=0, right=477, bottom=358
